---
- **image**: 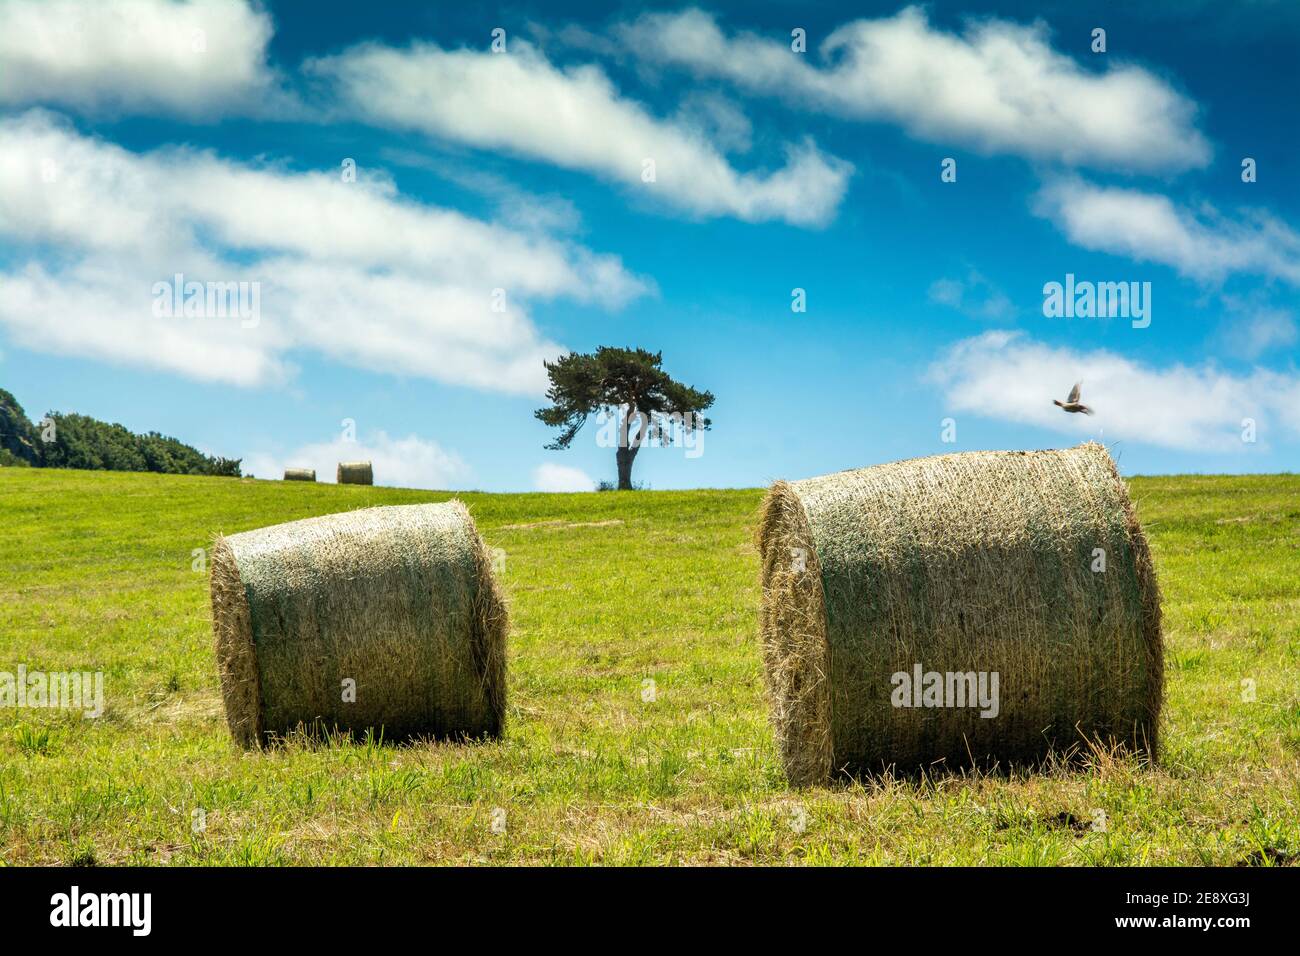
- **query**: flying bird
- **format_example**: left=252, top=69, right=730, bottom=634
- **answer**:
left=1053, top=382, right=1093, bottom=415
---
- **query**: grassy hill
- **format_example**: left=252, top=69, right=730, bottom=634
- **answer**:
left=1, top=467, right=1297, bottom=865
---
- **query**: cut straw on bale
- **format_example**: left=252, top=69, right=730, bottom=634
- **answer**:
left=757, top=442, right=1162, bottom=785
left=337, top=461, right=373, bottom=485
left=210, top=501, right=507, bottom=748
left=283, top=468, right=316, bottom=482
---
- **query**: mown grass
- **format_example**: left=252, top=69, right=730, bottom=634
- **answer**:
left=0, top=467, right=1297, bottom=865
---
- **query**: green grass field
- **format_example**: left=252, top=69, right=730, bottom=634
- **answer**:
left=1, top=467, right=1297, bottom=865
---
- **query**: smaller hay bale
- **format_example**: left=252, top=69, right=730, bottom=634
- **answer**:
left=757, top=442, right=1162, bottom=785
left=283, top=467, right=316, bottom=482
left=209, top=502, right=507, bottom=747
left=337, top=460, right=373, bottom=485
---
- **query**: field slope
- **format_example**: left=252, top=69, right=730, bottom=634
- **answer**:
left=1, top=467, right=1297, bottom=865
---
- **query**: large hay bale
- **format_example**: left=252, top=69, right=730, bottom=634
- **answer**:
left=283, top=467, right=316, bottom=482
left=337, top=461, right=373, bottom=485
left=209, top=502, right=507, bottom=748
left=757, top=442, right=1161, bottom=785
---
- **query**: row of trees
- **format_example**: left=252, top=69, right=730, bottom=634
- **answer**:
left=0, top=388, right=241, bottom=477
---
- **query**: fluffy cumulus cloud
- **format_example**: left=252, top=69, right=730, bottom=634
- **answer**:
left=0, top=0, right=282, bottom=116
left=307, top=40, right=852, bottom=227
left=928, top=331, right=1300, bottom=452
left=243, top=431, right=470, bottom=489
left=1034, top=179, right=1300, bottom=285
left=620, top=7, right=1210, bottom=172
left=532, top=462, right=596, bottom=492
left=0, top=110, right=650, bottom=392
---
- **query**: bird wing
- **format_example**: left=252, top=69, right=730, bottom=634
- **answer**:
left=1067, top=382, right=1081, bottom=403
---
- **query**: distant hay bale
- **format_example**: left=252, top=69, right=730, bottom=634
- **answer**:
left=210, top=502, right=507, bottom=748
left=337, top=461, right=373, bottom=485
left=283, top=468, right=316, bottom=482
left=757, top=442, right=1162, bottom=786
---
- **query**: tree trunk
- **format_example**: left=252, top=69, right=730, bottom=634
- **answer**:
left=616, top=406, right=647, bottom=490
left=616, top=446, right=637, bottom=490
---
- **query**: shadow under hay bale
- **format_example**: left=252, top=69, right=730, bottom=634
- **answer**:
left=283, top=468, right=316, bottom=482
left=209, top=502, right=507, bottom=748
left=757, top=442, right=1162, bottom=787
left=337, top=461, right=373, bottom=485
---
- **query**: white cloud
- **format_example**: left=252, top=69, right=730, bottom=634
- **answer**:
left=244, top=431, right=469, bottom=490
left=621, top=7, right=1209, bottom=172
left=0, top=110, right=650, bottom=392
left=307, top=40, right=852, bottom=227
left=927, top=270, right=1014, bottom=319
left=1216, top=294, right=1299, bottom=360
left=0, top=0, right=282, bottom=116
left=1231, top=309, right=1297, bottom=359
left=928, top=330, right=1300, bottom=452
left=532, top=462, right=596, bottom=492
left=1034, top=179, right=1300, bottom=284
left=673, top=92, right=754, bottom=155
left=378, top=149, right=585, bottom=236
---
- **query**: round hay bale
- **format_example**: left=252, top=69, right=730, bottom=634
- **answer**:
left=757, top=442, right=1162, bottom=785
left=283, top=467, right=316, bottom=482
left=209, top=501, right=507, bottom=748
left=337, top=461, right=373, bottom=485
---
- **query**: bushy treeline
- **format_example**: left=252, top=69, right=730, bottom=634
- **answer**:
left=0, top=387, right=241, bottom=477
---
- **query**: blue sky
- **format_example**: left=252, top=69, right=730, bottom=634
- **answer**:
left=1, top=0, right=1297, bottom=490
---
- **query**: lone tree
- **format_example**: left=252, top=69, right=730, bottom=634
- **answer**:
left=535, top=347, right=714, bottom=490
